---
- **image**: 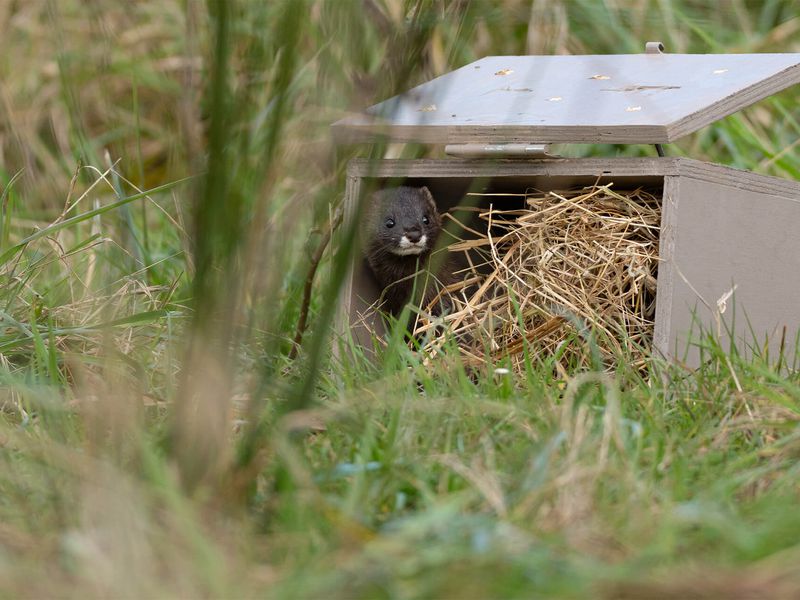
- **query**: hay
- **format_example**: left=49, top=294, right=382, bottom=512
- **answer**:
left=415, top=183, right=662, bottom=372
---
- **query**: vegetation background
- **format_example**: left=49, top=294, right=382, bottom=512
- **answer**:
left=1, top=0, right=799, bottom=597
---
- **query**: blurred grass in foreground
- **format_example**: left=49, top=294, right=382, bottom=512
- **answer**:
left=0, top=0, right=799, bottom=597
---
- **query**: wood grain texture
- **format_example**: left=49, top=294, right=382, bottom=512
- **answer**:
left=677, top=159, right=800, bottom=198
left=333, top=54, right=800, bottom=144
left=652, top=176, right=680, bottom=360
left=347, top=157, right=681, bottom=178
left=347, top=157, right=800, bottom=198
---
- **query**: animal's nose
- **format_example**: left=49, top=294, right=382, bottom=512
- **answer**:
left=405, top=229, right=422, bottom=243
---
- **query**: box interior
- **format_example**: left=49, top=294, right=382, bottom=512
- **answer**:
left=349, top=174, right=665, bottom=348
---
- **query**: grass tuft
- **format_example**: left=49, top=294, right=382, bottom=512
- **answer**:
left=0, top=1, right=798, bottom=597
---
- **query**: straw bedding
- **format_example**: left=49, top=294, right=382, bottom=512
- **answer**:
left=412, top=184, right=662, bottom=372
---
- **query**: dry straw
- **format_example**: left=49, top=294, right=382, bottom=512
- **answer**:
left=412, top=184, right=662, bottom=372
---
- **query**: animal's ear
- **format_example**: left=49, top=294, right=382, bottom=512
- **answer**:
left=419, top=186, right=437, bottom=212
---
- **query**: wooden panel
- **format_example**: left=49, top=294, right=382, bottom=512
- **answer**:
left=677, top=159, right=800, bottom=199
left=652, top=176, right=680, bottom=360
left=334, top=174, right=385, bottom=355
left=657, top=176, right=800, bottom=364
left=333, top=54, right=800, bottom=144
left=347, top=157, right=681, bottom=179
left=348, top=157, right=800, bottom=198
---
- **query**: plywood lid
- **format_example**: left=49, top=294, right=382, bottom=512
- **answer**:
left=333, top=52, right=800, bottom=145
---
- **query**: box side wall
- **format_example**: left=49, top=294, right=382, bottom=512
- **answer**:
left=652, top=176, right=679, bottom=360
left=658, top=176, right=800, bottom=364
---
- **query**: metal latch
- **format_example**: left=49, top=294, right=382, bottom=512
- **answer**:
left=444, top=143, right=557, bottom=159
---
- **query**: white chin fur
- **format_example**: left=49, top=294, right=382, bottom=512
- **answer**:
left=391, top=234, right=427, bottom=256
left=392, top=246, right=425, bottom=256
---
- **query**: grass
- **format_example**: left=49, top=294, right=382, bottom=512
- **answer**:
left=0, top=0, right=799, bottom=597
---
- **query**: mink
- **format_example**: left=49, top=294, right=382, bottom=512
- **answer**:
left=363, top=186, right=451, bottom=316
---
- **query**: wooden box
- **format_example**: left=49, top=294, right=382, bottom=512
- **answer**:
left=334, top=50, right=800, bottom=365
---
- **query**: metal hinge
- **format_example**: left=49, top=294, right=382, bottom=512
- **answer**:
left=444, top=143, right=557, bottom=159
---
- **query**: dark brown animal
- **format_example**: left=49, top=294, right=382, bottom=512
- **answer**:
left=363, top=186, right=450, bottom=316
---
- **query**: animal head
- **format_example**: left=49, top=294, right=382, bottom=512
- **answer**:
left=367, top=186, right=442, bottom=257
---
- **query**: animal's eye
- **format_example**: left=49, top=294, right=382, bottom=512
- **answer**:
left=422, top=215, right=430, bottom=225
left=385, top=218, right=395, bottom=229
